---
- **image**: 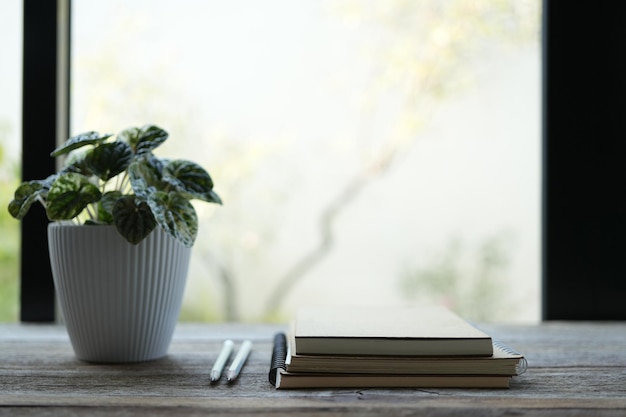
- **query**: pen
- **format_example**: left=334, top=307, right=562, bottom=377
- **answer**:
left=227, top=340, right=253, bottom=382
left=210, top=339, right=234, bottom=382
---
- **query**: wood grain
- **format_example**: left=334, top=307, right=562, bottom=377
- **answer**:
left=1, top=322, right=625, bottom=416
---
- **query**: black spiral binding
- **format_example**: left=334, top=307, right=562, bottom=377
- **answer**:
left=268, top=332, right=288, bottom=386
left=493, top=340, right=528, bottom=375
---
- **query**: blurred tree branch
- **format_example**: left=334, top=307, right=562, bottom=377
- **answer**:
left=262, top=0, right=539, bottom=319
left=202, top=253, right=239, bottom=321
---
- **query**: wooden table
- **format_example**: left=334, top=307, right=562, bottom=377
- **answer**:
left=1, top=322, right=625, bottom=416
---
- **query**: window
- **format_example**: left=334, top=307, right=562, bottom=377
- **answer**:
left=16, top=0, right=547, bottom=323
left=71, top=0, right=541, bottom=323
left=19, top=1, right=626, bottom=322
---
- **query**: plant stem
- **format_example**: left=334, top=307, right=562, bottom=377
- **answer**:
left=86, top=204, right=96, bottom=221
left=120, top=172, right=131, bottom=193
left=36, top=195, right=46, bottom=208
left=115, top=172, right=126, bottom=192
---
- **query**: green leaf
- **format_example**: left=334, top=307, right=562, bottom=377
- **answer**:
left=96, top=190, right=122, bottom=224
left=128, top=159, right=162, bottom=197
left=137, top=125, right=168, bottom=154
left=112, top=196, right=157, bottom=244
left=118, top=125, right=168, bottom=155
left=8, top=180, right=48, bottom=219
left=148, top=191, right=198, bottom=247
left=116, top=127, right=141, bottom=150
left=85, top=141, right=133, bottom=181
left=46, top=173, right=102, bottom=220
left=50, top=131, right=113, bottom=157
left=205, top=189, right=223, bottom=205
left=60, top=149, right=93, bottom=176
left=146, top=153, right=168, bottom=175
left=162, top=159, right=222, bottom=204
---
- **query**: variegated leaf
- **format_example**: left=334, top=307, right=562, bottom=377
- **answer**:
left=148, top=191, right=198, bottom=247
left=118, top=125, right=168, bottom=155
left=46, top=173, right=102, bottom=220
left=86, top=141, right=133, bottom=181
left=50, top=131, right=113, bottom=157
left=163, top=159, right=221, bottom=204
left=8, top=180, right=48, bottom=219
left=112, top=196, right=157, bottom=244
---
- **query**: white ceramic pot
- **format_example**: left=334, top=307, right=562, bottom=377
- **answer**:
left=48, top=223, right=191, bottom=363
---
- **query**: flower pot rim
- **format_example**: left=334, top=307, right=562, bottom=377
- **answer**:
left=48, top=222, right=117, bottom=228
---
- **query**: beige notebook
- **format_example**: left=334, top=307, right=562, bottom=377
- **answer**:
left=294, top=305, right=493, bottom=356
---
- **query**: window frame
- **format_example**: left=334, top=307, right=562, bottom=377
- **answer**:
left=541, top=0, right=626, bottom=320
left=20, top=0, right=70, bottom=321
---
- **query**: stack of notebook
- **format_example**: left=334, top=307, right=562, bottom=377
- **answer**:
left=269, top=305, right=526, bottom=389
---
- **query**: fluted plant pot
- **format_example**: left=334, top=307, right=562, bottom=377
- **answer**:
left=48, top=223, right=192, bottom=363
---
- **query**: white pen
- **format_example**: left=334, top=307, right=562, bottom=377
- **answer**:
left=227, top=340, right=253, bottom=382
left=210, top=339, right=234, bottom=382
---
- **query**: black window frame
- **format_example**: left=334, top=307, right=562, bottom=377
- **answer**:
left=542, top=1, right=626, bottom=320
left=19, top=0, right=626, bottom=322
left=20, top=0, right=70, bottom=322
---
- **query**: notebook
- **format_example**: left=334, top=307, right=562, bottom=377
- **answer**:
left=293, top=305, right=493, bottom=357
left=274, top=370, right=513, bottom=389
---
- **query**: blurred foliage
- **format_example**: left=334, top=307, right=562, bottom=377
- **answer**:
left=0, top=121, right=19, bottom=322
left=329, top=0, right=540, bottom=162
left=398, top=233, right=514, bottom=322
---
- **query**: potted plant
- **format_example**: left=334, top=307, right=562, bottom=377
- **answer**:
left=8, top=124, right=221, bottom=362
